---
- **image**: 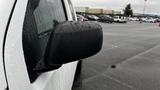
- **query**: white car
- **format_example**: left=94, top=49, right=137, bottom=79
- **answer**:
left=141, top=17, right=147, bottom=22
left=141, top=17, right=156, bottom=23
left=113, top=16, right=127, bottom=23
left=128, top=17, right=139, bottom=21
left=145, top=18, right=156, bottom=23
left=0, top=0, right=103, bottom=90
left=76, top=14, right=88, bottom=21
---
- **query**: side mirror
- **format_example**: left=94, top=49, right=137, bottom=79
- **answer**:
left=34, top=21, right=103, bottom=72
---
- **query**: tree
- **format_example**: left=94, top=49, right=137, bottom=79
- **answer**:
left=123, top=3, right=133, bottom=17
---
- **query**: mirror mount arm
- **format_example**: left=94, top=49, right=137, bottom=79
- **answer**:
left=33, top=58, right=62, bottom=73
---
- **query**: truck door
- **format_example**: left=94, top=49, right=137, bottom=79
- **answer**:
left=0, top=49, right=7, bottom=90
left=4, top=0, right=77, bottom=90
left=0, top=0, right=19, bottom=90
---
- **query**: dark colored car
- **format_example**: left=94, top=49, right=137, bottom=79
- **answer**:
left=98, top=15, right=114, bottom=23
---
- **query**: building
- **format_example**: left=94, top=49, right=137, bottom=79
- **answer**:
left=113, top=11, right=121, bottom=15
left=75, top=7, right=89, bottom=14
left=86, top=8, right=103, bottom=14
left=102, top=9, right=114, bottom=15
left=75, top=7, right=124, bottom=15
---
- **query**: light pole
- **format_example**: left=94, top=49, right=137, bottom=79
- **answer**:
left=143, top=0, right=147, bottom=15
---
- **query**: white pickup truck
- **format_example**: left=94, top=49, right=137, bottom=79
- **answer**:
left=0, top=0, right=103, bottom=90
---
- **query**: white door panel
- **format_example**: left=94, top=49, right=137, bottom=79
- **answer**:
left=0, top=0, right=16, bottom=89
left=33, top=62, right=77, bottom=90
left=5, top=0, right=78, bottom=90
left=5, top=0, right=32, bottom=89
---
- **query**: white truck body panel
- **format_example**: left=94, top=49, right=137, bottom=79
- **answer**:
left=0, top=0, right=17, bottom=89
left=4, top=0, right=78, bottom=90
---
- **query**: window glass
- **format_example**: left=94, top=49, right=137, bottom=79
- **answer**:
left=34, top=0, right=66, bottom=55
left=23, top=0, right=66, bottom=82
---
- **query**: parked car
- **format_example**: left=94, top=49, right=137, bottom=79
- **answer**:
left=128, top=17, right=139, bottom=21
left=77, top=14, right=88, bottom=21
left=0, top=0, right=103, bottom=90
left=98, top=15, right=114, bottom=23
left=155, top=18, right=160, bottom=23
left=86, top=15, right=99, bottom=21
left=141, top=17, right=156, bottom=23
left=141, top=17, right=147, bottom=22
left=145, top=18, right=156, bottom=23
left=113, top=16, right=127, bottom=23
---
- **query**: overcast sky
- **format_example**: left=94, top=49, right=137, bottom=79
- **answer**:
left=71, top=0, right=160, bottom=15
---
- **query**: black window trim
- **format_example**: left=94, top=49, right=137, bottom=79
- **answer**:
left=61, top=0, right=69, bottom=21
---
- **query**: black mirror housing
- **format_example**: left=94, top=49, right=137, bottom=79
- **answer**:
left=44, top=21, right=103, bottom=66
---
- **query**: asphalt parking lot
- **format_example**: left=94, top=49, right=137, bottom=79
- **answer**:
left=72, top=22, right=160, bottom=90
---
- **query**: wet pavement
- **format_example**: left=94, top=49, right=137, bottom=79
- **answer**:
left=72, top=22, right=160, bottom=90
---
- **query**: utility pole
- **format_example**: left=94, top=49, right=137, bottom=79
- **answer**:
left=143, top=0, right=147, bottom=15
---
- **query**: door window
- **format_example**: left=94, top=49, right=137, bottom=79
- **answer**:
left=23, top=0, right=66, bottom=82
